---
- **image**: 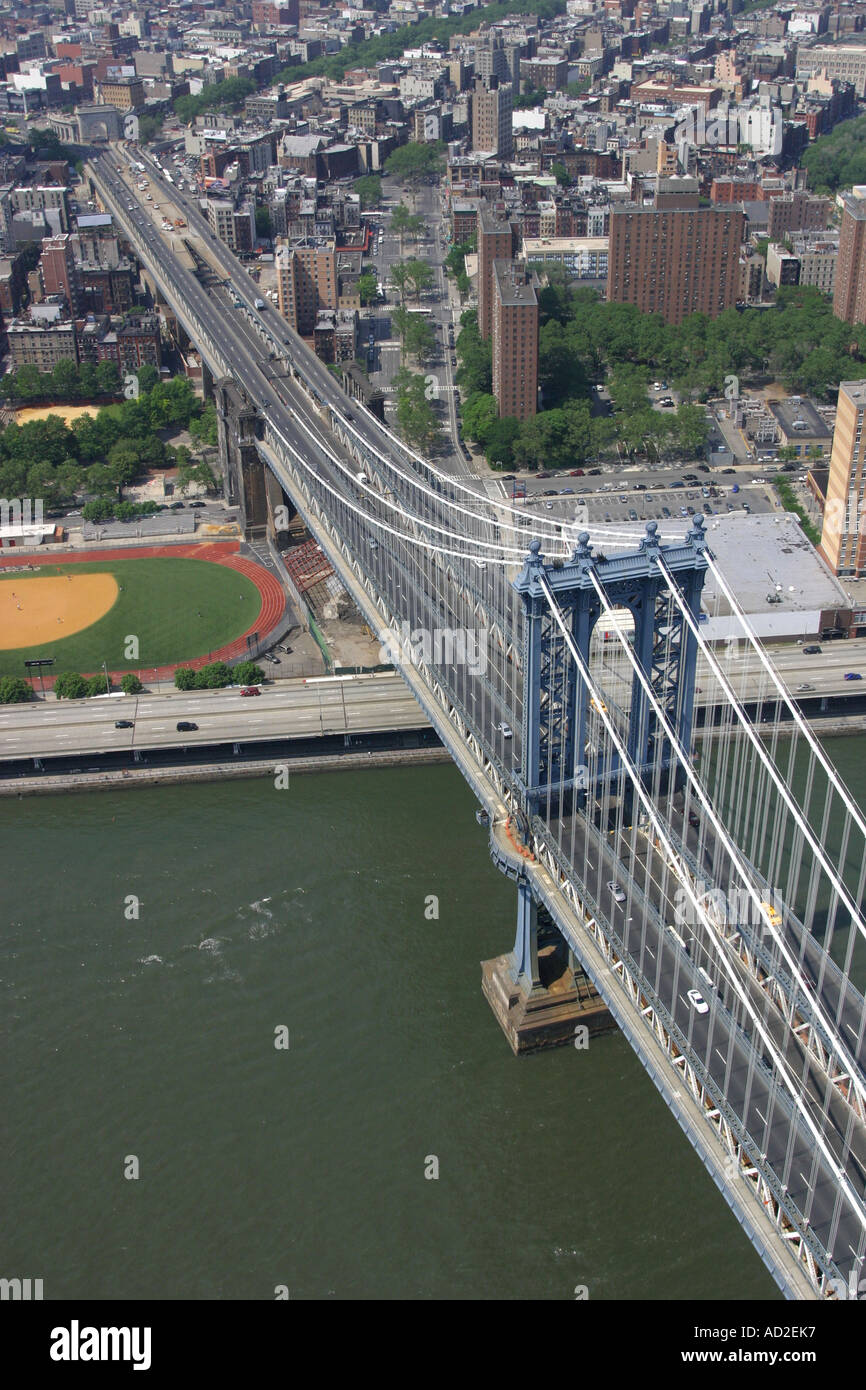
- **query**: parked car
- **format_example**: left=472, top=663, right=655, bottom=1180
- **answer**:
left=189, top=500, right=205, bottom=508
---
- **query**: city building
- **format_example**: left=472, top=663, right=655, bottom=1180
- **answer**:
left=39, top=233, right=78, bottom=314
left=820, top=380, right=866, bottom=575
left=491, top=259, right=538, bottom=421
left=833, top=187, right=866, bottom=326
left=477, top=203, right=515, bottom=341
left=277, top=239, right=337, bottom=336
left=607, top=193, right=744, bottom=325
left=97, top=75, right=145, bottom=111
left=471, top=76, right=512, bottom=161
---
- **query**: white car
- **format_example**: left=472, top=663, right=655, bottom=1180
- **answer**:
left=607, top=881, right=626, bottom=903
left=687, top=989, right=709, bottom=1015
left=497, top=722, right=513, bottom=739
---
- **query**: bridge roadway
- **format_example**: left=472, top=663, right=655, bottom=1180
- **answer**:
left=89, top=150, right=866, bottom=1295
left=0, top=676, right=426, bottom=758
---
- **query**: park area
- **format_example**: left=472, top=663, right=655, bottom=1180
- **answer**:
left=0, top=544, right=285, bottom=682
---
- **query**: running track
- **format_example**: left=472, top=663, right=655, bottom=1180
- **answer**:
left=0, top=542, right=287, bottom=685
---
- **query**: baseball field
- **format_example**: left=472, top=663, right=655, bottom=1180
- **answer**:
left=0, top=547, right=277, bottom=679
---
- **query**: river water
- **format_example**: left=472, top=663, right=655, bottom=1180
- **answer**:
left=13, top=746, right=860, bottom=1300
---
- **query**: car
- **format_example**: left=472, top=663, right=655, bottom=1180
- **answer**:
left=265, top=654, right=280, bottom=664
left=569, top=468, right=585, bottom=476
left=628, top=508, right=638, bottom=521
left=189, top=500, right=205, bottom=508
left=796, top=683, right=815, bottom=692
left=451, top=355, right=457, bottom=365
left=687, top=989, right=709, bottom=1015
left=170, top=500, right=184, bottom=510
left=742, top=502, right=751, bottom=513
left=716, top=444, right=727, bottom=452
left=803, top=645, right=822, bottom=655
left=607, top=881, right=626, bottom=904
left=659, top=397, right=675, bottom=408
left=560, top=487, right=574, bottom=494
left=176, top=721, right=197, bottom=732
left=497, top=721, right=513, bottom=738
left=543, top=489, right=557, bottom=496
left=634, top=483, right=646, bottom=491
left=588, top=468, right=602, bottom=475
left=844, top=672, right=863, bottom=680
left=680, top=506, right=689, bottom=516
left=683, top=473, right=698, bottom=481
left=576, top=497, right=586, bottom=506
left=721, top=467, right=736, bottom=475
left=703, top=504, right=712, bottom=515
left=670, top=480, right=685, bottom=489
left=240, top=686, right=261, bottom=696
left=731, top=483, right=740, bottom=493
left=501, top=474, right=516, bottom=482
left=276, top=644, right=293, bottom=655
left=114, top=719, right=134, bottom=729
left=590, top=696, right=607, bottom=713
left=661, top=506, right=671, bottom=518
left=619, top=494, right=628, bottom=503
left=544, top=501, right=554, bottom=509
left=537, top=471, right=552, bottom=479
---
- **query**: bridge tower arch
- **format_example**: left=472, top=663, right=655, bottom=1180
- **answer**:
left=487, top=522, right=709, bottom=1052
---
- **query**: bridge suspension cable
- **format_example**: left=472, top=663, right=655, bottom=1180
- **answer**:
left=586, top=562, right=866, bottom=1122
left=657, top=553, right=866, bottom=970
left=537, top=573, right=866, bottom=1251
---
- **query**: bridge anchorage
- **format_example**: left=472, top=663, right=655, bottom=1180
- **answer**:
left=483, top=521, right=710, bottom=1054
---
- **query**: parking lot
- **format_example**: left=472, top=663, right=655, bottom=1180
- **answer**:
left=508, top=475, right=776, bottom=527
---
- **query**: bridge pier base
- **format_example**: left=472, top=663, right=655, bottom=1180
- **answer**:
left=481, top=949, right=614, bottom=1055
left=482, top=892, right=614, bottom=1055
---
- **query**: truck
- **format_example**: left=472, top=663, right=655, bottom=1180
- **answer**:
left=174, top=218, right=186, bottom=227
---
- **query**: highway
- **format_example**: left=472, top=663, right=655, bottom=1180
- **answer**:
left=0, top=675, right=425, bottom=758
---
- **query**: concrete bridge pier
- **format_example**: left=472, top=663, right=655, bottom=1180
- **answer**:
left=214, top=378, right=268, bottom=534
left=483, top=838, right=614, bottom=1054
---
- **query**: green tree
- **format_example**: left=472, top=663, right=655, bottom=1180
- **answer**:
left=404, top=314, right=435, bottom=363
left=354, top=174, right=382, bottom=209
left=234, top=661, right=265, bottom=685
left=196, top=660, right=232, bottom=689
left=120, top=673, right=143, bottom=694
left=174, top=667, right=198, bottom=690
left=404, top=258, right=433, bottom=303
left=82, top=497, right=116, bottom=522
left=462, top=392, right=499, bottom=445
left=54, top=672, right=89, bottom=699
left=483, top=416, right=521, bottom=468
left=358, top=270, right=378, bottom=305
left=86, top=673, right=110, bottom=697
left=384, top=142, right=444, bottom=204
left=95, top=361, right=121, bottom=396
left=0, top=675, right=32, bottom=703
left=255, top=205, right=272, bottom=239
left=550, top=160, right=570, bottom=188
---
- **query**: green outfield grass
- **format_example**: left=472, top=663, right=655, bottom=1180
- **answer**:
left=0, top=557, right=261, bottom=676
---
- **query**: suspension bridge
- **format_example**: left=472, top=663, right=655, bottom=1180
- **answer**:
left=89, top=147, right=866, bottom=1301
